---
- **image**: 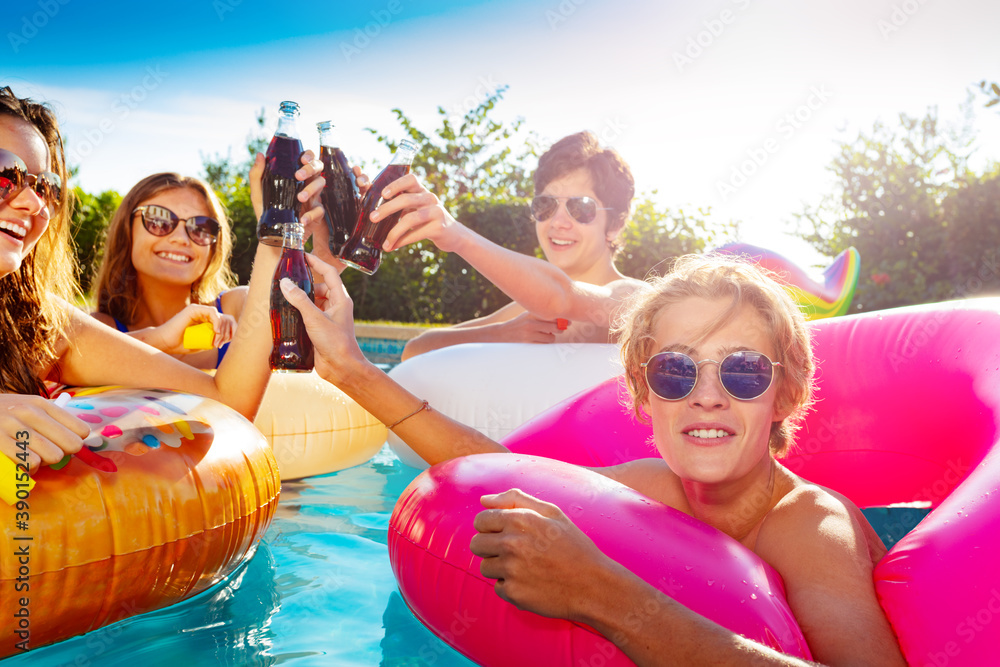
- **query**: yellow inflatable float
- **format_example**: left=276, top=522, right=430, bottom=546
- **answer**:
left=253, top=372, right=387, bottom=480
left=0, top=386, right=280, bottom=657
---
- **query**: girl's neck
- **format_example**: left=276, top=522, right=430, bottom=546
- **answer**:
left=131, top=279, right=194, bottom=328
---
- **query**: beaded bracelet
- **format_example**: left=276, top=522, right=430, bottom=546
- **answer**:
left=388, top=400, right=431, bottom=429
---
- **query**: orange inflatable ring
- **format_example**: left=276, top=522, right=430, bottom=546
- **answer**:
left=253, top=371, right=387, bottom=480
left=0, top=386, right=280, bottom=658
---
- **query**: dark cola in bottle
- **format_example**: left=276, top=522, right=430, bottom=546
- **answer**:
left=269, top=222, right=314, bottom=372
left=317, top=121, right=360, bottom=256
left=339, top=139, right=419, bottom=274
left=258, top=101, right=304, bottom=247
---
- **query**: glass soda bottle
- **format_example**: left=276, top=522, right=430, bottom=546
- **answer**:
left=338, top=138, right=419, bottom=275
left=258, top=101, right=304, bottom=247
left=269, top=222, right=314, bottom=372
left=317, top=121, right=360, bottom=257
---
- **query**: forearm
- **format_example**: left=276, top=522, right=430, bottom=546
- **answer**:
left=584, top=564, right=817, bottom=667
left=211, top=244, right=280, bottom=419
left=401, top=323, right=511, bottom=361
left=323, top=357, right=507, bottom=465
left=448, top=225, right=577, bottom=319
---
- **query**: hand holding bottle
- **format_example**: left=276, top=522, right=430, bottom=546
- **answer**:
left=339, top=139, right=420, bottom=274
left=365, top=171, right=466, bottom=254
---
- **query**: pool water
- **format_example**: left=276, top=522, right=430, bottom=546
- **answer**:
left=11, top=446, right=475, bottom=667
left=8, top=445, right=928, bottom=666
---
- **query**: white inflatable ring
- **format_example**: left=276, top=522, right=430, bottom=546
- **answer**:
left=386, top=343, right=623, bottom=468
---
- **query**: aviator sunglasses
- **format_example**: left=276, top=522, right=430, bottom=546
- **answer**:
left=641, top=350, right=783, bottom=401
left=530, top=195, right=612, bottom=225
left=133, top=205, right=220, bottom=246
left=0, top=148, right=63, bottom=208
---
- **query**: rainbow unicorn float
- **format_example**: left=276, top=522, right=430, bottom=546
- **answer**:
left=714, top=242, right=860, bottom=319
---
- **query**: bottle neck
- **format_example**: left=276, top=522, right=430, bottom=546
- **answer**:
left=276, top=115, right=299, bottom=139
left=389, top=140, right=419, bottom=166
left=281, top=223, right=305, bottom=250
left=317, top=122, right=337, bottom=148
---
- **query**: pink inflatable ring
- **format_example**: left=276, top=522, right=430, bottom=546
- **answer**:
left=389, top=297, right=1000, bottom=665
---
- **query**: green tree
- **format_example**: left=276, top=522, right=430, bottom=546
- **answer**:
left=978, top=80, right=1000, bottom=110
left=344, top=86, right=541, bottom=322
left=794, top=106, right=1000, bottom=312
left=70, top=186, right=121, bottom=295
left=618, top=197, right=739, bottom=280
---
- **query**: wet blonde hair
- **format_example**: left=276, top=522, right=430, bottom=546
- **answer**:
left=94, top=173, right=235, bottom=325
left=616, top=254, right=815, bottom=456
left=0, top=86, right=76, bottom=395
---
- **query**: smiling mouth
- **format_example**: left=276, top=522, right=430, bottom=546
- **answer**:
left=550, top=238, right=575, bottom=247
left=684, top=428, right=734, bottom=440
left=0, top=221, right=28, bottom=241
left=156, top=252, right=192, bottom=263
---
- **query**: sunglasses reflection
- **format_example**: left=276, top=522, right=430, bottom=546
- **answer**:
left=0, top=147, right=62, bottom=207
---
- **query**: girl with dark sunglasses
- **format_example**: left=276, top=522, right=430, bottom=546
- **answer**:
left=279, top=252, right=905, bottom=666
left=90, top=173, right=243, bottom=369
left=0, top=86, right=326, bottom=475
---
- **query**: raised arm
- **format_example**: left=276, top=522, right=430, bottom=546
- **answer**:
left=279, top=253, right=507, bottom=464
left=369, top=173, right=646, bottom=327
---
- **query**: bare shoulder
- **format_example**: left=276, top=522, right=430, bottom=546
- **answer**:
left=219, top=286, right=249, bottom=318
left=755, top=483, right=904, bottom=665
left=89, top=310, right=116, bottom=327
left=594, top=458, right=689, bottom=512
left=607, top=276, right=649, bottom=299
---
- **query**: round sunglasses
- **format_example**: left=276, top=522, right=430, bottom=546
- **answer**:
left=530, top=195, right=611, bottom=225
left=641, top=350, right=783, bottom=401
left=0, top=148, right=62, bottom=209
left=133, top=205, right=220, bottom=246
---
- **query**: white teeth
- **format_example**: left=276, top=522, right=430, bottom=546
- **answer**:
left=157, top=252, right=191, bottom=263
left=550, top=239, right=574, bottom=246
left=0, top=220, right=27, bottom=240
left=686, top=429, right=730, bottom=439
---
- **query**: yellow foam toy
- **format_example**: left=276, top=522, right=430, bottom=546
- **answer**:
left=183, top=322, right=215, bottom=350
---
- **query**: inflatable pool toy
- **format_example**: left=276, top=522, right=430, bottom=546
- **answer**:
left=386, top=343, right=622, bottom=468
left=492, top=297, right=1000, bottom=665
left=390, top=298, right=1000, bottom=664
left=254, top=371, right=387, bottom=480
left=715, top=242, right=860, bottom=319
left=390, top=454, right=811, bottom=665
left=0, top=387, right=280, bottom=657
left=182, top=322, right=216, bottom=350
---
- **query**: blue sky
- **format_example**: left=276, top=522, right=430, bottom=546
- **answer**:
left=6, top=0, right=1000, bottom=267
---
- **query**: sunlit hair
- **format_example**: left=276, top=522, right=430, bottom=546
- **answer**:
left=0, top=86, right=76, bottom=395
left=616, top=254, right=815, bottom=456
left=533, top=131, right=635, bottom=252
left=94, top=173, right=235, bottom=325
